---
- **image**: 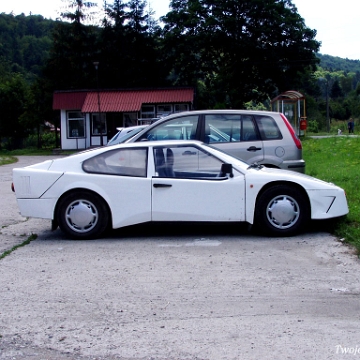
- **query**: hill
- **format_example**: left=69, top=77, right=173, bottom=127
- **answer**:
left=317, top=54, right=360, bottom=73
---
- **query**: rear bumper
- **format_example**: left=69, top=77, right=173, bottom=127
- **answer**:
left=16, top=198, right=55, bottom=220
left=280, top=160, right=306, bottom=173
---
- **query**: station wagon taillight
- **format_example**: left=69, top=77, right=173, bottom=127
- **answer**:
left=280, top=113, right=302, bottom=150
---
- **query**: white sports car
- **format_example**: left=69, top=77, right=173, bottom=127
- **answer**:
left=12, top=140, right=348, bottom=239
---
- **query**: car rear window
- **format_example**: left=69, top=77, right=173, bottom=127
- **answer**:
left=83, top=148, right=148, bottom=177
left=255, top=116, right=282, bottom=140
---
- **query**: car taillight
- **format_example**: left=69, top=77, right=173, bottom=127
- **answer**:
left=11, top=182, right=15, bottom=192
left=280, top=113, right=302, bottom=150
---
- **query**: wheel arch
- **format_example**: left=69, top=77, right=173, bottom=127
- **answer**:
left=250, top=181, right=312, bottom=236
left=257, top=181, right=309, bottom=202
left=246, top=180, right=310, bottom=224
left=54, top=188, right=112, bottom=229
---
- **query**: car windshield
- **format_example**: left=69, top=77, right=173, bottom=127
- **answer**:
left=107, top=126, right=147, bottom=146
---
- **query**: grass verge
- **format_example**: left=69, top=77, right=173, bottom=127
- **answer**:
left=0, top=155, right=18, bottom=166
left=303, top=136, right=360, bottom=254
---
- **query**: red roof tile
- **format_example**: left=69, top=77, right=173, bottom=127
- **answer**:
left=52, top=91, right=88, bottom=110
left=53, top=88, right=194, bottom=112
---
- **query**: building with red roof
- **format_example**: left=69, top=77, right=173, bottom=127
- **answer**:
left=53, top=88, right=194, bottom=149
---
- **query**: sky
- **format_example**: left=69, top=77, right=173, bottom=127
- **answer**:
left=1, top=0, right=360, bottom=60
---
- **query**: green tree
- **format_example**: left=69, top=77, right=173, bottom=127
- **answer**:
left=98, top=0, right=169, bottom=88
left=330, top=79, right=344, bottom=99
left=162, top=0, right=320, bottom=108
left=43, top=0, right=99, bottom=90
left=0, top=74, right=30, bottom=148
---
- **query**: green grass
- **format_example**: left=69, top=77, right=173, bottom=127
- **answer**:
left=303, top=136, right=360, bottom=253
left=0, top=148, right=75, bottom=164
left=0, top=149, right=55, bottom=166
left=0, top=148, right=54, bottom=156
left=0, top=155, right=18, bottom=166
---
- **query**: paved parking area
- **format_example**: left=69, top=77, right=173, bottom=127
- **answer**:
left=0, top=156, right=360, bottom=360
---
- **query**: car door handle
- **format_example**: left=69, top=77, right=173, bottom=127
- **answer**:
left=153, top=183, right=172, bottom=188
left=247, top=146, right=262, bottom=151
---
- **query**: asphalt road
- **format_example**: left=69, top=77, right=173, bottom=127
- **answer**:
left=0, top=156, right=360, bottom=360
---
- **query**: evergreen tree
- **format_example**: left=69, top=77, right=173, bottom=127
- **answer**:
left=98, top=0, right=169, bottom=88
left=44, top=0, right=99, bottom=90
left=330, top=79, right=344, bottom=99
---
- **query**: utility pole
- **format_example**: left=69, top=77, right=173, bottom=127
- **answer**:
left=93, top=61, right=103, bottom=146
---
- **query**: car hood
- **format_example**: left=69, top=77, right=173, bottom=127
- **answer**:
left=247, top=166, right=343, bottom=190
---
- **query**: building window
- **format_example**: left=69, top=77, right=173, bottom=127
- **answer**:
left=157, top=105, right=172, bottom=116
left=92, top=113, right=107, bottom=135
left=67, top=111, right=85, bottom=138
left=174, top=104, right=189, bottom=113
left=141, top=105, right=155, bottom=119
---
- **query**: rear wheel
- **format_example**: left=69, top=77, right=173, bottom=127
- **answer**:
left=57, top=191, right=109, bottom=239
left=255, top=185, right=309, bottom=236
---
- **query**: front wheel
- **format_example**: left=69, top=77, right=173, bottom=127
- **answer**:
left=254, top=185, right=309, bottom=237
left=57, top=191, right=109, bottom=239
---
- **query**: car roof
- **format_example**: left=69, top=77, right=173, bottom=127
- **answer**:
left=153, top=109, right=281, bottom=119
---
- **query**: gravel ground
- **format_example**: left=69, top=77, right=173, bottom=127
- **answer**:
left=1, top=156, right=360, bottom=360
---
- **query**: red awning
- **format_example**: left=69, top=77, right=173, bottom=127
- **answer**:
left=52, top=91, right=88, bottom=110
left=53, top=88, right=194, bottom=112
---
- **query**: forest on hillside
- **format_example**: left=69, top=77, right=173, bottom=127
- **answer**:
left=0, top=0, right=360, bottom=149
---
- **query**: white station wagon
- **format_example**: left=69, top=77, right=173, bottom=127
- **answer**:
left=12, top=140, right=348, bottom=239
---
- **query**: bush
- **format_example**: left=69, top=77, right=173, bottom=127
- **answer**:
left=24, top=132, right=57, bottom=149
left=307, top=119, right=319, bottom=133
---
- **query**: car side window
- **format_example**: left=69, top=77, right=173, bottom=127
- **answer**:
left=204, top=114, right=241, bottom=143
left=83, top=148, right=148, bottom=177
left=204, top=114, right=261, bottom=143
left=139, top=115, right=199, bottom=141
left=153, top=145, right=230, bottom=179
left=242, top=116, right=261, bottom=141
left=255, top=115, right=282, bottom=140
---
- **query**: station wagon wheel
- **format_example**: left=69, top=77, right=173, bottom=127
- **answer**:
left=255, top=184, right=309, bottom=236
left=57, top=191, right=109, bottom=239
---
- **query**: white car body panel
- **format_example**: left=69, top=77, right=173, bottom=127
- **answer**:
left=307, top=189, right=349, bottom=219
left=16, top=198, right=57, bottom=219
left=243, top=168, right=349, bottom=222
left=151, top=176, right=245, bottom=221
left=12, top=168, right=63, bottom=199
left=39, top=173, right=152, bottom=228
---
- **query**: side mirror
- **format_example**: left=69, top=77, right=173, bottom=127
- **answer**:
left=220, top=163, right=234, bottom=178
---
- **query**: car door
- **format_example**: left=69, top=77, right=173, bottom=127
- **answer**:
left=202, top=114, right=265, bottom=165
left=151, top=145, right=245, bottom=222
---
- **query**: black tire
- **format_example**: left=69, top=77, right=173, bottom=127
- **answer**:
left=57, top=191, right=109, bottom=239
left=254, top=184, right=310, bottom=237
